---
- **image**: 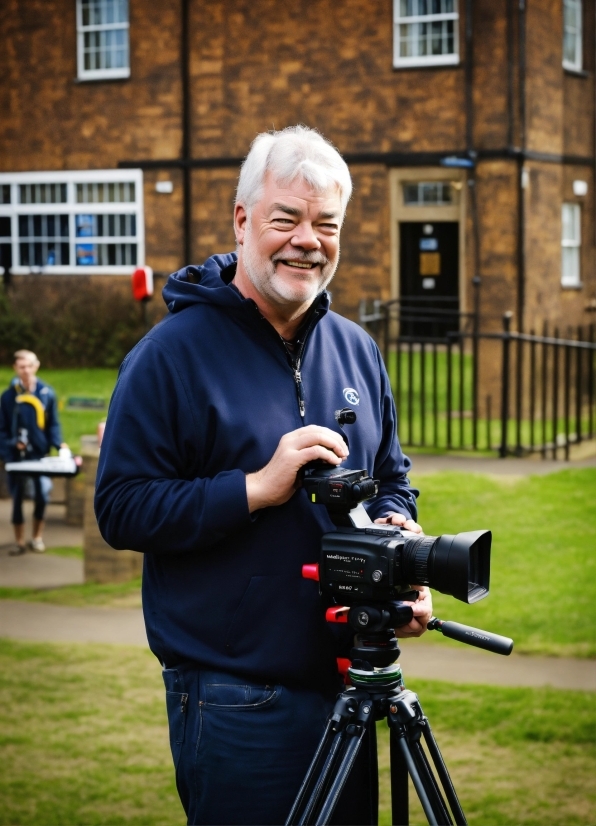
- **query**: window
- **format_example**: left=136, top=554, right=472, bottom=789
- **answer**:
left=561, top=203, right=581, bottom=287
left=77, top=0, right=130, bottom=81
left=0, top=170, right=144, bottom=275
left=394, top=0, right=459, bottom=68
left=403, top=181, right=457, bottom=205
left=563, top=0, right=582, bottom=71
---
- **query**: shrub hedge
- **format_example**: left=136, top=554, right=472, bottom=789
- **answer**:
left=0, top=275, right=168, bottom=368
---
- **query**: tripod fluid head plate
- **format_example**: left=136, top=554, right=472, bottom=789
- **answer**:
left=348, top=663, right=404, bottom=693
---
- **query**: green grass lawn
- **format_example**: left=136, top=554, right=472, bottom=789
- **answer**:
left=0, top=367, right=118, bottom=452
left=377, top=678, right=596, bottom=826
left=0, top=638, right=593, bottom=826
left=407, top=468, right=596, bottom=658
left=1, top=468, right=595, bottom=657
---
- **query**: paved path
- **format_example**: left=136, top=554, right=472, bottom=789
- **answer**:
left=0, top=550, right=84, bottom=589
left=407, top=453, right=596, bottom=476
left=0, top=600, right=147, bottom=646
left=0, top=600, right=594, bottom=691
left=0, top=499, right=84, bottom=588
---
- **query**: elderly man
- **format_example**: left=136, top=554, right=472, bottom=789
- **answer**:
left=0, top=350, right=66, bottom=554
left=95, top=126, right=431, bottom=825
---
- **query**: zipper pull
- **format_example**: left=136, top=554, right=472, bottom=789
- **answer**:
left=294, top=368, right=306, bottom=418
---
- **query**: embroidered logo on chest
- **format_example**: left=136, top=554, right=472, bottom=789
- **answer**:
left=343, top=387, right=360, bottom=406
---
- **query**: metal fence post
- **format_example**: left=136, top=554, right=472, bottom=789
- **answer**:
left=500, top=312, right=513, bottom=458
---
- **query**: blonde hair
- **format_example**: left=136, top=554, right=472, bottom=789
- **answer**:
left=13, top=349, right=40, bottom=366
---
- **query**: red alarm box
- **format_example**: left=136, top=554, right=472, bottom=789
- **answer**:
left=131, top=266, right=154, bottom=301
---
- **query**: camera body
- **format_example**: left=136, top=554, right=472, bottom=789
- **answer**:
left=319, top=526, right=423, bottom=604
left=303, top=458, right=491, bottom=606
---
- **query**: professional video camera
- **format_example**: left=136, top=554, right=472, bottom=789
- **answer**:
left=287, top=411, right=513, bottom=826
left=302, top=407, right=490, bottom=606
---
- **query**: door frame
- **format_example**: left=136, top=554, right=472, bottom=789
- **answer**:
left=389, top=167, right=468, bottom=312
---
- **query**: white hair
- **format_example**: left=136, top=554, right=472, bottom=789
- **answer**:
left=235, top=125, right=352, bottom=221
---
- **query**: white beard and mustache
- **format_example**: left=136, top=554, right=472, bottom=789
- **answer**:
left=241, top=218, right=339, bottom=307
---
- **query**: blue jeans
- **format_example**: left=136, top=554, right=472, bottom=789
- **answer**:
left=8, top=474, right=51, bottom=524
left=163, top=664, right=378, bottom=825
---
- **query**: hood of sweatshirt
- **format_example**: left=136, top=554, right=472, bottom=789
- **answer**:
left=162, top=252, right=240, bottom=314
left=162, top=252, right=332, bottom=319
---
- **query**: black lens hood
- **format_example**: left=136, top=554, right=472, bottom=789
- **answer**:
left=431, top=530, right=491, bottom=603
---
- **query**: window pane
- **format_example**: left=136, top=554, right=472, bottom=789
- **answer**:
left=0, top=216, right=11, bottom=236
left=1, top=185, right=10, bottom=204
left=73, top=212, right=137, bottom=238
left=81, top=0, right=128, bottom=26
left=404, top=181, right=455, bottom=205
left=0, top=243, right=13, bottom=270
left=76, top=181, right=136, bottom=203
left=19, top=183, right=67, bottom=204
left=562, top=203, right=580, bottom=242
left=561, top=247, right=580, bottom=285
left=76, top=244, right=97, bottom=265
left=563, top=0, right=582, bottom=68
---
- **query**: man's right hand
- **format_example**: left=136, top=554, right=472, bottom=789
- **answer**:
left=245, top=425, right=349, bottom=513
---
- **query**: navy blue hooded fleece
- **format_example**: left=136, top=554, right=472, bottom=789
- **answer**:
left=95, top=254, right=418, bottom=688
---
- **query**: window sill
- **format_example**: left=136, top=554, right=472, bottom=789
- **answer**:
left=561, top=282, right=583, bottom=290
left=75, top=71, right=131, bottom=84
left=11, top=267, right=138, bottom=276
left=392, top=61, right=461, bottom=72
left=563, top=66, right=589, bottom=78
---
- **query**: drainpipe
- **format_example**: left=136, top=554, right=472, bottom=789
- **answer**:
left=506, top=0, right=514, bottom=148
left=181, top=0, right=192, bottom=265
left=465, top=0, right=480, bottom=321
left=465, top=0, right=482, bottom=448
left=517, top=0, right=526, bottom=332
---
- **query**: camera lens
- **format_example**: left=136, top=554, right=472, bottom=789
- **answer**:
left=398, top=530, right=491, bottom=604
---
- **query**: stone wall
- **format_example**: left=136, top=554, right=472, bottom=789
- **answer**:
left=81, top=445, right=142, bottom=584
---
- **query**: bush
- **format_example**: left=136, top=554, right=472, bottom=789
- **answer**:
left=0, top=276, right=167, bottom=368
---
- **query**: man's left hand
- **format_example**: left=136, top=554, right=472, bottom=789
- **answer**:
left=374, top=511, right=423, bottom=534
left=394, top=586, right=433, bottom=638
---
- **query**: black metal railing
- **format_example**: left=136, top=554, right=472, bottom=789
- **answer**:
left=359, top=300, right=596, bottom=459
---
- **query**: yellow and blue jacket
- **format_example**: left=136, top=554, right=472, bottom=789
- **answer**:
left=0, top=378, right=63, bottom=461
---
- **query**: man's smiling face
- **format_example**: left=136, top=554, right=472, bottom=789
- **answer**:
left=235, top=173, right=342, bottom=312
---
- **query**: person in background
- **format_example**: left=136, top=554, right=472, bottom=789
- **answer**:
left=0, top=349, right=67, bottom=554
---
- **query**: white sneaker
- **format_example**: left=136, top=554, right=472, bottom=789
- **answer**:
left=29, top=538, right=45, bottom=553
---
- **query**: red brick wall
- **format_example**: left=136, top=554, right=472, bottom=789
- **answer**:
left=0, top=0, right=593, bottom=333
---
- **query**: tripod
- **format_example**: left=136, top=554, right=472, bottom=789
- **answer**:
left=286, top=605, right=513, bottom=826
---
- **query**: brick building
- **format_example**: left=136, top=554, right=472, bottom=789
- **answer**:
left=0, top=0, right=594, bottom=334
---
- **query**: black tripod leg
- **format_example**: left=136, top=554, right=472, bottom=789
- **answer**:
left=390, top=727, right=409, bottom=826
left=409, top=739, right=453, bottom=825
left=422, top=723, right=467, bottom=826
left=286, top=719, right=338, bottom=826
left=297, top=729, right=346, bottom=826
left=314, top=725, right=367, bottom=826
left=393, top=733, right=441, bottom=826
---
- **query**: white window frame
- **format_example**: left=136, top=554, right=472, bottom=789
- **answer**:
left=76, top=0, right=130, bottom=81
left=0, top=169, right=144, bottom=275
left=561, top=203, right=581, bottom=287
left=393, top=0, right=459, bottom=68
left=562, top=0, right=583, bottom=71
